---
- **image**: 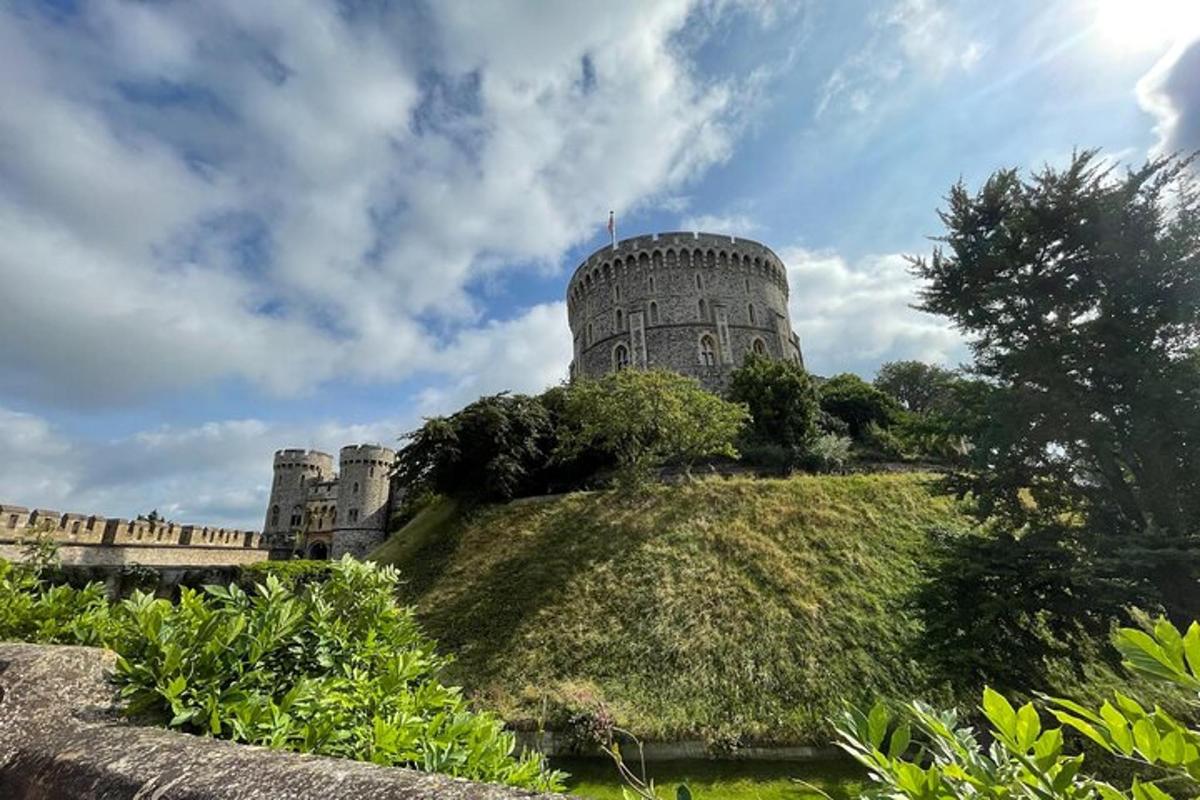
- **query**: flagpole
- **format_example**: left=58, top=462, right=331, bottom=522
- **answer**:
left=609, top=210, right=616, bottom=250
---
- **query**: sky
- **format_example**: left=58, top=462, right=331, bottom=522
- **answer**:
left=1, top=0, right=1198, bottom=528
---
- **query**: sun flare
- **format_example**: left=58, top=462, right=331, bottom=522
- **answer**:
left=1091, top=0, right=1200, bottom=51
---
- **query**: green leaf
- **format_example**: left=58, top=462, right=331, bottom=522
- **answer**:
left=1131, top=778, right=1174, bottom=800
left=867, top=702, right=889, bottom=749
left=1100, top=702, right=1134, bottom=754
left=1015, top=702, right=1041, bottom=751
left=1159, top=730, right=1186, bottom=766
left=1132, top=718, right=1161, bottom=761
left=888, top=722, right=912, bottom=759
left=982, top=687, right=1018, bottom=741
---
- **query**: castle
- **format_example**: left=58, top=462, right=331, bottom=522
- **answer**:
left=265, top=231, right=804, bottom=559
left=568, top=232, right=804, bottom=391
left=262, top=445, right=397, bottom=560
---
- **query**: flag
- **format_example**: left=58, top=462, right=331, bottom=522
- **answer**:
left=607, top=210, right=615, bottom=247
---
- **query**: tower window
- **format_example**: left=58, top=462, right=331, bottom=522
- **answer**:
left=614, top=285, right=621, bottom=301
left=748, top=303, right=756, bottom=324
left=695, top=274, right=703, bottom=290
left=615, top=308, right=624, bottom=330
left=353, top=482, right=359, bottom=494
left=699, top=335, right=717, bottom=367
left=649, top=301, right=659, bottom=324
left=614, top=343, right=630, bottom=371
left=698, top=299, right=707, bottom=320
left=271, top=506, right=280, bottom=527
left=587, top=322, right=593, bottom=346
left=752, top=338, right=767, bottom=355
left=349, top=509, right=359, bottom=523
left=649, top=276, right=656, bottom=292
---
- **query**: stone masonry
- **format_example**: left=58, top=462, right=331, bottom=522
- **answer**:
left=567, top=231, right=805, bottom=392
left=262, top=444, right=396, bottom=561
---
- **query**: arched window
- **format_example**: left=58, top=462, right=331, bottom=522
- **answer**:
left=614, top=343, right=630, bottom=371
left=614, top=284, right=621, bottom=302
left=748, top=303, right=756, bottom=324
left=698, top=299, right=707, bottom=320
left=649, top=276, right=656, bottom=292
left=369, top=466, right=375, bottom=478
left=290, top=505, right=303, bottom=528
left=586, top=322, right=594, bottom=345
left=699, top=335, right=717, bottom=367
left=745, top=277, right=750, bottom=292
left=308, top=541, right=329, bottom=560
left=695, top=273, right=703, bottom=290
left=752, top=338, right=767, bottom=356
left=615, top=308, right=624, bottom=330
left=271, top=505, right=280, bottom=527
left=353, top=481, right=359, bottom=495
left=649, top=301, right=659, bottom=324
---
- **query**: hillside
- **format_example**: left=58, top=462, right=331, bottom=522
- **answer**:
left=371, top=473, right=974, bottom=745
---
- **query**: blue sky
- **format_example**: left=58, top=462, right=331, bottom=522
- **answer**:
left=1, top=0, right=1197, bottom=527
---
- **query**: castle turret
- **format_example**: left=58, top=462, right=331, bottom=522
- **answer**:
left=264, top=449, right=335, bottom=559
left=332, top=444, right=395, bottom=559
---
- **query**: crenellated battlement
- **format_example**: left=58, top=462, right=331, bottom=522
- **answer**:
left=0, top=503, right=265, bottom=552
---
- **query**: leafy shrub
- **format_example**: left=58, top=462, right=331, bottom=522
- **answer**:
left=235, top=559, right=335, bottom=591
left=838, top=617, right=1200, bottom=800
left=0, top=555, right=562, bottom=791
left=108, top=557, right=562, bottom=791
left=0, top=558, right=115, bottom=646
left=556, top=370, right=749, bottom=489
left=819, top=373, right=901, bottom=440
left=797, top=433, right=853, bottom=474
left=395, top=392, right=557, bottom=502
left=727, top=354, right=820, bottom=452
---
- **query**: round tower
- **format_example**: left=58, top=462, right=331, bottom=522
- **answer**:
left=332, top=444, right=396, bottom=560
left=566, top=232, right=804, bottom=392
left=264, top=449, right=335, bottom=558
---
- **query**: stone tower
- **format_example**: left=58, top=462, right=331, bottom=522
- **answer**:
left=264, top=449, right=335, bottom=559
left=566, top=232, right=804, bottom=392
left=332, top=444, right=396, bottom=560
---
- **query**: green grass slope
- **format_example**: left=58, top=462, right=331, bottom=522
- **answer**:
left=371, top=473, right=973, bottom=745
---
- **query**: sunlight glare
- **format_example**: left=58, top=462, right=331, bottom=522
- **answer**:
left=1092, top=0, right=1200, bottom=51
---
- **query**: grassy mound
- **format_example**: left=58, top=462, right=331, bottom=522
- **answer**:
left=371, top=473, right=973, bottom=745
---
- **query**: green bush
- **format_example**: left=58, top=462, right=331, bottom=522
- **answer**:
left=0, top=558, right=115, bottom=646
left=797, top=433, right=853, bottom=474
left=556, top=369, right=749, bottom=488
left=838, top=617, right=1200, bottom=800
left=819, top=373, right=901, bottom=440
left=236, top=559, right=335, bottom=591
left=0, top=555, right=562, bottom=791
left=727, top=354, right=820, bottom=454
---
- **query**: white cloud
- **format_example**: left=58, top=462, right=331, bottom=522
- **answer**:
left=678, top=213, right=761, bottom=234
left=780, top=247, right=966, bottom=377
left=816, top=0, right=983, bottom=118
left=0, top=407, right=409, bottom=529
left=0, top=0, right=765, bottom=408
left=1137, top=36, right=1200, bottom=157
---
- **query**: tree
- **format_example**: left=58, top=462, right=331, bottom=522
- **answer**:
left=556, top=370, right=749, bottom=488
left=818, top=373, right=901, bottom=439
left=727, top=353, right=820, bottom=449
left=394, top=392, right=556, bottom=502
left=873, top=360, right=958, bottom=414
left=912, top=151, right=1200, bottom=540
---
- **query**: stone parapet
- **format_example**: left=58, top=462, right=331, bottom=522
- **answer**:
left=0, top=643, right=571, bottom=799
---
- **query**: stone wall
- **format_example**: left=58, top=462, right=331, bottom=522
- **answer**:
left=0, top=503, right=269, bottom=569
left=0, top=643, right=572, bottom=799
left=566, top=232, right=805, bottom=392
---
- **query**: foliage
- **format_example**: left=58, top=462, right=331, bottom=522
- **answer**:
left=727, top=354, right=820, bottom=454
left=105, top=556, right=562, bottom=790
left=0, top=555, right=562, bottom=791
left=0, top=558, right=115, bottom=647
left=394, top=392, right=557, bottom=502
left=818, top=374, right=902, bottom=440
left=375, top=473, right=975, bottom=745
left=797, top=433, right=854, bottom=474
left=235, top=559, right=335, bottom=591
left=912, top=151, right=1200, bottom=542
left=873, top=361, right=959, bottom=415
left=837, top=617, right=1200, bottom=800
left=556, top=370, right=749, bottom=488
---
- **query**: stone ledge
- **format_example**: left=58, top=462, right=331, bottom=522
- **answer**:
left=0, top=643, right=571, bottom=800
